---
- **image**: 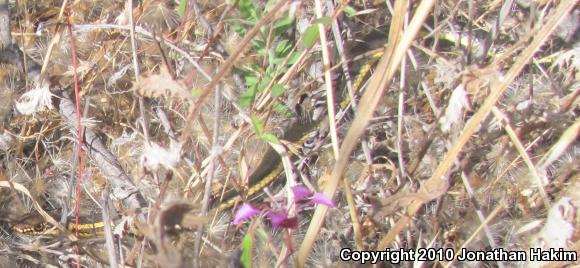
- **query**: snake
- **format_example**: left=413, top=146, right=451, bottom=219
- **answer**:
left=12, top=214, right=106, bottom=238
left=12, top=48, right=386, bottom=238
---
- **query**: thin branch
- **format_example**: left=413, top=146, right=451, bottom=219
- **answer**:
left=39, top=0, right=68, bottom=76
left=128, top=0, right=151, bottom=143
left=443, top=203, right=505, bottom=268
left=325, top=0, right=374, bottom=166
left=194, top=86, right=222, bottom=266
left=101, top=188, right=119, bottom=268
left=491, top=107, right=550, bottom=207
left=314, top=0, right=339, bottom=158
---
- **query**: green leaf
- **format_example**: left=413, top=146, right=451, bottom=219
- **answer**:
left=261, top=133, right=280, bottom=144
left=257, top=75, right=273, bottom=93
left=273, top=16, right=294, bottom=35
left=271, top=83, right=286, bottom=97
left=248, top=63, right=264, bottom=73
left=252, top=9, right=262, bottom=21
left=239, top=0, right=257, bottom=21
left=343, top=5, right=357, bottom=16
left=251, top=115, right=264, bottom=136
left=256, top=228, right=269, bottom=240
left=287, top=51, right=300, bottom=65
left=274, top=103, right=293, bottom=117
left=268, top=48, right=276, bottom=67
left=178, top=0, right=188, bottom=18
left=231, top=23, right=245, bottom=35
left=302, top=25, right=320, bottom=48
left=314, top=16, right=332, bottom=25
left=244, top=76, right=260, bottom=87
left=264, top=66, right=276, bottom=76
left=251, top=38, right=267, bottom=53
left=241, top=233, right=253, bottom=268
left=275, top=40, right=292, bottom=57
left=271, top=56, right=285, bottom=65
left=265, top=0, right=279, bottom=11
left=240, top=86, right=257, bottom=108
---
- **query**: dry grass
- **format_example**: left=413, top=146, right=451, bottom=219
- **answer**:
left=0, top=0, right=578, bottom=267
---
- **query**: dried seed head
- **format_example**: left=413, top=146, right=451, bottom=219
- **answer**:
left=139, top=1, right=179, bottom=34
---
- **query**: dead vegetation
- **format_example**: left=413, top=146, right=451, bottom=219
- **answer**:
left=0, top=0, right=578, bottom=267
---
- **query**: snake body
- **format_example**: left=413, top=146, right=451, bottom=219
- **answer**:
left=13, top=48, right=384, bottom=238
left=13, top=216, right=106, bottom=238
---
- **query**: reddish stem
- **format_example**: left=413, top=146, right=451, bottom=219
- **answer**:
left=66, top=11, right=84, bottom=268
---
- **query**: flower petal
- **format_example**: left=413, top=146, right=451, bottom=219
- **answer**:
left=233, top=203, right=260, bottom=224
left=292, top=185, right=311, bottom=202
left=268, top=211, right=288, bottom=227
left=311, top=193, right=335, bottom=208
left=268, top=211, right=298, bottom=229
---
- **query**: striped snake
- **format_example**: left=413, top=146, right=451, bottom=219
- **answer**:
left=12, top=49, right=385, bottom=238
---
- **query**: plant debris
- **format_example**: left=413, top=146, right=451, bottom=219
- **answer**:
left=0, top=0, right=578, bottom=267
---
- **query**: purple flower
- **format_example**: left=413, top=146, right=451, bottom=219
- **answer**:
left=291, top=185, right=335, bottom=208
left=268, top=211, right=288, bottom=227
left=292, top=185, right=311, bottom=202
left=268, top=211, right=298, bottom=229
left=232, top=186, right=335, bottom=228
left=233, top=203, right=260, bottom=224
left=310, top=192, right=335, bottom=208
